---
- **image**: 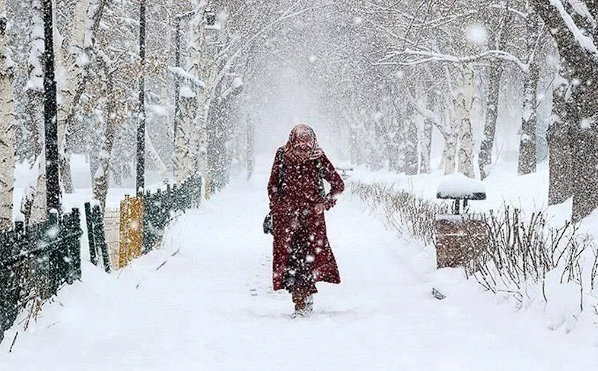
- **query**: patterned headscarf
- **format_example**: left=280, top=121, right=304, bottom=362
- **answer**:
left=284, top=124, right=324, bottom=161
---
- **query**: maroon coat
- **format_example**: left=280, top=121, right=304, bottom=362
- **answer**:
left=267, top=147, right=345, bottom=291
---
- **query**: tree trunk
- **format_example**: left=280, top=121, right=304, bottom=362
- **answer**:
left=571, top=124, right=598, bottom=222
left=518, top=10, right=540, bottom=175
left=441, top=65, right=457, bottom=174
left=444, top=133, right=457, bottom=175
left=20, top=0, right=46, bottom=223
left=455, top=66, right=475, bottom=178
left=458, top=117, right=475, bottom=178
left=174, top=91, right=197, bottom=182
left=43, top=0, right=61, bottom=213
left=92, top=64, right=117, bottom=213
left=0, top=2, right=14, bottom=231
left=192, top=91, right=210, bottom=178
left=29, top=157, right=47, bottom=225
left=387, top=108, right=401, bottom=172
left=188, top=2, right=209, bottom=182
left=405, top=113, right=419, bottom=175
left=531, top=0, right=598, bottom=221
left=58, top=0, right=106, bottom=194
left=54, top=0, right=82, bottom=194
left=479, top=59, right=502, bottom=179
left=547, top=75, right=571, bottom=205
left=246, top=114, right=255, bottom=181
left=419, top=91, right=435, bottom=174
left=478, top=11, right=510, bottom=180
left=136, top=0, right=146, bottom=194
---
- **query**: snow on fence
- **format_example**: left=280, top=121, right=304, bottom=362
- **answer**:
left=141, top=176, right=202, bottom=255
left=0, top=176, right=203, bottom=345
left=85, top=176, right=203, bottom=271
left=0, top=209, right=83, bottom=344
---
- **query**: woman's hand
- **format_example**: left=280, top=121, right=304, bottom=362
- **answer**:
left=314, top=203, right=325, bottom=215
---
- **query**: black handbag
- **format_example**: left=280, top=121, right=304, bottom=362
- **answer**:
left=263, top=212, right=273, bottom=235
left=264, top=148, right=285, bottom=236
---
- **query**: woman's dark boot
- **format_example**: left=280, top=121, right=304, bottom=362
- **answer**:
left=291, top=290, right=309, bottom=317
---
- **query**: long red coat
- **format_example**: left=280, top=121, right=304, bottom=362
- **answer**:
left=267, top=147, right=345, bottom=291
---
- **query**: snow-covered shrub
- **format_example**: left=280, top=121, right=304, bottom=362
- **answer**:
left=349, top=180, right=447, bottom=245
left=350, top=180, right=598, bottom=328
left=469, top=207, right=598, bottom=310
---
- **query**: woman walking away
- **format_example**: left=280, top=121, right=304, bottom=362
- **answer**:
left=267, top=124, right=345, bottom=318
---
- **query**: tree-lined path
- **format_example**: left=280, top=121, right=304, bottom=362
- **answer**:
left=1, top=164, right=596, bottom=370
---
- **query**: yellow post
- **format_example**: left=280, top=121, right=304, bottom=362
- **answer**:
left=119, top=196, right=144, bottom=268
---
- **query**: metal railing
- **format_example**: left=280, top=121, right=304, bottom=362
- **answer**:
left=0, top=209, right=83, bottom=343
left=143, top=176, right=202, bottom=253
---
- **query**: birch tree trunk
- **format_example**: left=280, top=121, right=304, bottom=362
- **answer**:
left=441, top=65, right=457, bottom=174
left=194, top=90, right=211, bottom=178
left=21, top=0, right=47, bottom=224
left=0, top=2, right=15, bottom=231
left=188, top=2, right=210, bottom=181
left=444, top=131, right=457, bottom=175
left=29, top=156, right=47, bottom=224
left=455, top=66, right=475, bottom=178
left=62, top=0, right=106, bottom=153
left=174, top=90, right=197, bottom=182
left=92, top=63, right=116, bottom=212
left=56, top=0, right=87, bottom=194
left=419, top=91, right=435, bottom=174
left=517, top=10, right=540, bottom=175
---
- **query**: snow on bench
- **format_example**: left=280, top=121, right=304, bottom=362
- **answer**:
left=436, top=172, right=486, bottom=200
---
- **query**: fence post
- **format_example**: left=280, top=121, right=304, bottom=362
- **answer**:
left=119, top=196, right=143, bottom=267
left=92, top=205, right=111, bottom=273
left=84, top=202, right=98, bottom=265
left=63, top=212, right=74, bottom=286
left=0, top=230, right=12, bottom=341
left=69, top=208, right=82, bottom=281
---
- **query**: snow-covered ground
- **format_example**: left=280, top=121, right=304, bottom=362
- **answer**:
left=1, top=157, right=598, bottom=370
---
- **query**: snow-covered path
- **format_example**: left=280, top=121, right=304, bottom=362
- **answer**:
left=2, top=169, right=598, bottom=370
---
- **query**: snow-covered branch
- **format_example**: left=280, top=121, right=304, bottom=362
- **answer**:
left=549, top=0, right=598, bottom=56
left=168, top=66, right=206, bottom=89
left=378, top=48, right=528, bottom=72
left=210, top=2, right=334, bottom=96
left=489, top=3, right=528, bottom=19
